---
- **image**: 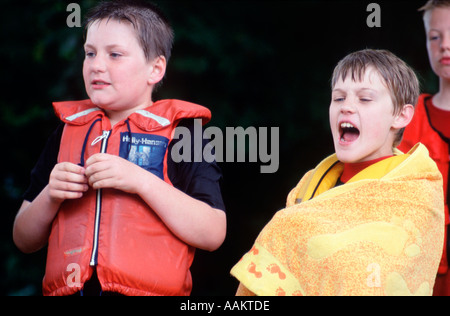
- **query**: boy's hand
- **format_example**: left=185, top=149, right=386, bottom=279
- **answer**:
left=84, top=153, right=141, bottom=194
left=49, top=162, right=89, bottom=203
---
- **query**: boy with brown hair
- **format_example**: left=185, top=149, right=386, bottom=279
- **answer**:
left=231, top=49, right=444, bottom=296
left=13, top=0, right=226, bottom=296
left=398, top=0, right=450, bottom=296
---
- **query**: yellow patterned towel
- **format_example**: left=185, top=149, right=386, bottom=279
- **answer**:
left=231, top=143, right=445, bottom=296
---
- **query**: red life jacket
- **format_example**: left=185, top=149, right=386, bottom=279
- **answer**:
left=42, top=99, right=211, bottom=296
left=398, top=93, right=450, bottom=274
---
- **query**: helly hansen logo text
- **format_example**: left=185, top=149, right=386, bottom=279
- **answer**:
left=121, top=134, right=168, bottom=147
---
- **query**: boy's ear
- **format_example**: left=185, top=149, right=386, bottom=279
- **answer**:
left=392, top=104, right=415, bottom=129
left=147, top=56, right=167, bottom=86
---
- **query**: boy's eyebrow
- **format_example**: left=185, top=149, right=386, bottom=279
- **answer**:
left=332, top=87, right=378, bottom=94
left=357, top=88, right=378, bottom=93
left=84, top=43, right=127, bottom=50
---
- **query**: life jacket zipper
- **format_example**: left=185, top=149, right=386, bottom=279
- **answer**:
left=89, top=130, right=111, bottom=267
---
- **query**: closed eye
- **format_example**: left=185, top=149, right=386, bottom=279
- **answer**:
left=429, top=34, right=441, bottom=41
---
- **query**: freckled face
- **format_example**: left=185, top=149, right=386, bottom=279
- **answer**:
left=329, top=67, right=398, bottom=163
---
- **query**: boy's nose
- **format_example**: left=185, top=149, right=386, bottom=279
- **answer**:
left=441, top=32, right=450, bottom=51
left=89, top=56, right=107, bottom=73
left=340, top=101, right=356, bottom=114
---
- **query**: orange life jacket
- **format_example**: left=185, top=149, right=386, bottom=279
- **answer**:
left=398, top=93, right=450, bottom=274
left=42, top=99, right=211, bottom=296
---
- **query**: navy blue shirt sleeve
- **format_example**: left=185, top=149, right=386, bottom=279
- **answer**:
left=22, top=123, right=64, bottom=203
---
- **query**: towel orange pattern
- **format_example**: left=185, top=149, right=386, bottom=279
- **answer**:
left=231, top=144, right=445, bottom=296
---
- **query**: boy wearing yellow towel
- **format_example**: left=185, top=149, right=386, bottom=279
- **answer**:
left=231, top=49, right=445, bottom=296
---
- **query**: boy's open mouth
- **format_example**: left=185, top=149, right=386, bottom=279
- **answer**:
left=92, top=80, right=110, bottom=85
left=339, top=122, right=360, bottom=143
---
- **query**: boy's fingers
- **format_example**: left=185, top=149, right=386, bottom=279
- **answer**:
left=58, top=162, right=86, bottom=175
left=52, top=163, right=87, bottom=184
left=85, top=154, right=117, bottom=178
left=85, top=153, right=109, bottom=167
left=56, top=172, right=88, bottom=185
left=56, top=181, right=89, bottom=193
left=49, top=188, right=85, bottom=202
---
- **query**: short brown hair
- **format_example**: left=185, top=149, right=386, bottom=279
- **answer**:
left=85, top=0, right=174, bottom=62
left=331, top=49, right=420, bottom=146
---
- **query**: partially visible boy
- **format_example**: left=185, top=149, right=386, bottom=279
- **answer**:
left=13, top=0, right=226, bottom=296
left=398, top=0, right=450, bottom=296
left=231, top=49, right=444, bottom=296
